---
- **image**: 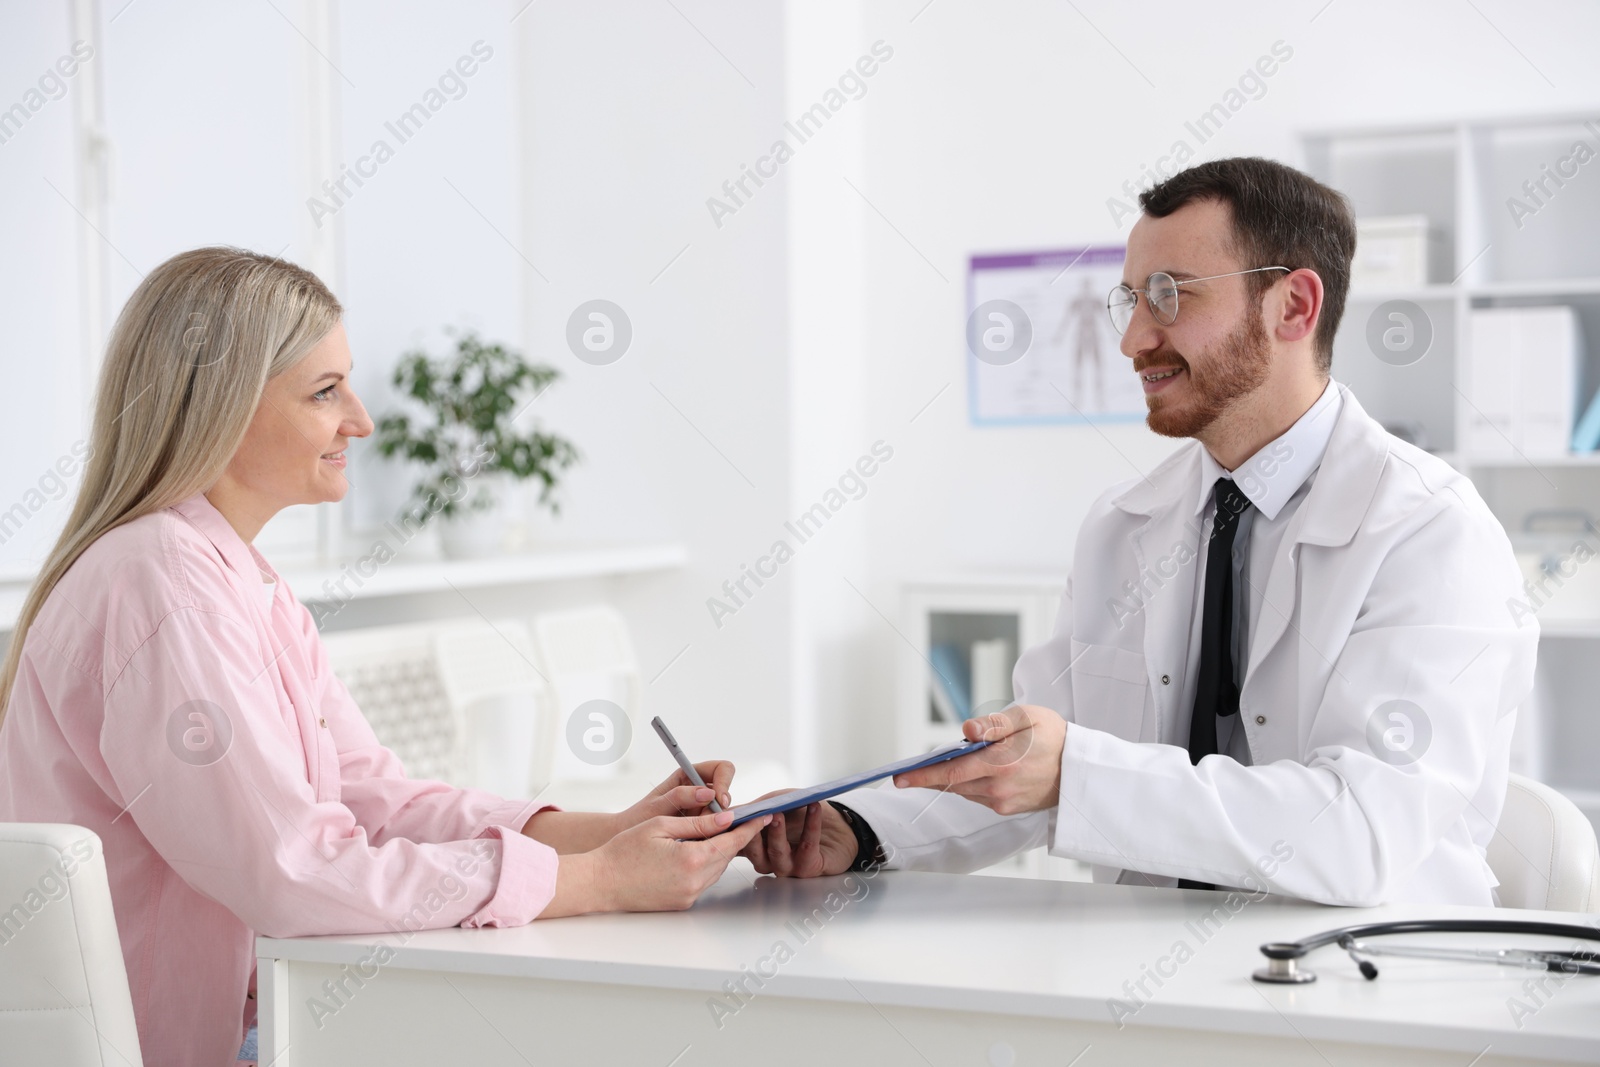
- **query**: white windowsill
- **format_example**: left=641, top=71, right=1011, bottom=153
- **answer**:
left=0, top=543, right=688, bottom=633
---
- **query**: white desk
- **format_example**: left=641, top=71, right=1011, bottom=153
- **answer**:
left=256, top=867, right=1600, bottom=1066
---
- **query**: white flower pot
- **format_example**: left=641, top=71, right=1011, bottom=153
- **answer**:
left=437, top=473, right=513, bottom=559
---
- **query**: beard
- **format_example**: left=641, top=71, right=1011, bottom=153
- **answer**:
left=1142, top=309, right=1272, bottom=439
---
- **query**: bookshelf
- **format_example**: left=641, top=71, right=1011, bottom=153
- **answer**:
left=898, top=574, right=1090, bottom=881
left=1303, top=112, right=1600, bottom=833
left=897, top=574, right=1062, bottom=756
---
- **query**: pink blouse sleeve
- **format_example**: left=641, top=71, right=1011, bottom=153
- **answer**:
left=99, top=604, right=559, bottom=937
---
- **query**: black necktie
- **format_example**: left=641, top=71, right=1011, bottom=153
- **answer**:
left=1179, top=478, right=1252, bottom=893
left=1187, top=477, right=1252, bottom=765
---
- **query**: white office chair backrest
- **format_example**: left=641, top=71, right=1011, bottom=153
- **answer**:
left=321, top=621, right=464, bottom=783
left=433, top=619, right=548, bottom=795
left=533, top=605, right=639, bottom=678
left=321, top=618, right=550, bottom=797
left=0, top=823, right=144, bottom=1066
left=1488, top=774, right=1600, bottom=912
left=532, top=606, right=641, bottom=780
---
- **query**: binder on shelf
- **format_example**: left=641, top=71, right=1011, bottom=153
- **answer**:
left=928, top=675, right=957, bottom=723
left=1465, top=306, right=1582, bottom=460
left=970, top=637, right=1013, bottom=713
left=1573, top=385, right=1600, bottom=453
left=928, top=643, right=972, bottom=721
left=1464, top=310, right=1519, bottom=458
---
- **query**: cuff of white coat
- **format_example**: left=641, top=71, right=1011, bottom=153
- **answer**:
left=461, top=823, right=559, bottom=927
left=1049, top=723, right=1123, bottom=862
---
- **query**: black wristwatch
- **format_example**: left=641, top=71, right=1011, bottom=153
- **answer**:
left=828, top=801, right=886, bottom=872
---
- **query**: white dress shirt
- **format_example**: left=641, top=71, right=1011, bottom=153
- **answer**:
left=1183, top=378, right=1343, bottom=763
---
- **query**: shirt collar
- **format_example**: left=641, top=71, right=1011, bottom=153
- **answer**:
left=170, top=491, right=281, bottom=586
left=1193, top=378, right=1342, bottom=522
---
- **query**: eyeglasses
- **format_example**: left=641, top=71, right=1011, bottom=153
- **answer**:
left=1106, top=266, right=1291, bottom=335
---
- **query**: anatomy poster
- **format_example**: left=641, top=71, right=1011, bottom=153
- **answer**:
left=965, top=246, right=1147, bottom=426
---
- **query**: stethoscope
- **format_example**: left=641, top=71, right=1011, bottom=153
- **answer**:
left=1253, top=919, right=1600, bottom=983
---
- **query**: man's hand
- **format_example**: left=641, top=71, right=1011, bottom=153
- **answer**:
left=892, top=705, right=1066, bottom=815
left=739, top=795, right=858, bottom=878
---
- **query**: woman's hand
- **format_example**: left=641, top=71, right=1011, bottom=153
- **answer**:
left=521, top=761, right=736, bottom=856
left=739, top=795, right=858, bottom=878
left=541, top=809, right=771, bottom=917
left=615, top=761, right=736, bottom=830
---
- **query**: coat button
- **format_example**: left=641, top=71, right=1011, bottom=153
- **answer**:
left=1161, top=675, right=1170, bottom=685
left=1255, top=715, right=1266, bottom=725
left=320, top=717, right=328, bottom=728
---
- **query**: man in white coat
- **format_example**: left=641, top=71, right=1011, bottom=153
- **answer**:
left=741, top=157, right=1538, bottom=906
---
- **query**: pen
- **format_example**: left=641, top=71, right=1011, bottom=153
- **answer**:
left=649, top=716, right=723, bottom=813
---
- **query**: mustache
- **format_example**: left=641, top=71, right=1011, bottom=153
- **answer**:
left=1133, top=352, right=1189, bottom=374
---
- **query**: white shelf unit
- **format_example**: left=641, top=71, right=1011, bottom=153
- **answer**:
left=899, top=574, right=1090, bottom=881
left=1304, top=112, right=1600, bottom=833
left=898, top=574, right=1062, bottom=755
left=0, top=543, right=688, bottom=633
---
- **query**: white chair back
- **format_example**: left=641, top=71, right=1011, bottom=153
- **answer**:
left=320, top=618, right=548, bottom=797
left=322, top=621, right=465, bottom=783
left=1488, top=774, right=1600, bottom=912
left=0, top=823, right=144, bottom=1066
left=532, top=606, right=642, bottom=781
left=434, top=619, right=547, bottom=796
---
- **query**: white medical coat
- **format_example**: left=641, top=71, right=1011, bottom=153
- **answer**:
left=841, top=384, right=1538, bottom=906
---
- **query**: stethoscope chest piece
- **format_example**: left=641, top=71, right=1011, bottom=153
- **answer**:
left=1254, top=948, right=1316, bottom=984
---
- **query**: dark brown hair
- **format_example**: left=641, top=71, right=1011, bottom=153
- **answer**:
left=1138, top=157, right=1355, bottom=373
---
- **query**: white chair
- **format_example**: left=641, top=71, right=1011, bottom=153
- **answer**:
left=532, top=605, right=643, bottom=784
left=434, top=619, right=547, bottom=796
left=1488, top=774, right=1600, bottom=912
left=321, top=618, right=549, bottom=797
left=0, top=823, right=144, bottom=1066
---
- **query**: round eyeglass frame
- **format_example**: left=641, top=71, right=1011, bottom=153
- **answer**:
left=1107, top=266, right=1291, bottom=335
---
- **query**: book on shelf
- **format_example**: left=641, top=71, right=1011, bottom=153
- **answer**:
left=969, top=637, right=1013, bottom=714
left=1573, top=384, right=1600, bottom=453
left=928, top=675, right=959, bottom=723
left=928, top=642, right=971, bottom=722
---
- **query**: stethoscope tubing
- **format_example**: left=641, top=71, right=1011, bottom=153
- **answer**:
left=1255, top=918, right=1600, bottom=983
left=1261, top=918, right=1600, bottom=960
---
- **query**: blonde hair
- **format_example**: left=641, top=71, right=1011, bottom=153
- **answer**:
left=0, top=246, right=342, bottom=728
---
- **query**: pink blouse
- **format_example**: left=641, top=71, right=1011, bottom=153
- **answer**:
left=0, top=491, right=559, bottom=1066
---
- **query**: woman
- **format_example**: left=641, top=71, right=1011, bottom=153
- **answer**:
left=0, top=247, right=768, bottom=1067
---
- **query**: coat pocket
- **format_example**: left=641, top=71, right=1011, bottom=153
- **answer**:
left=1067, top=640, right=1152, bottom=740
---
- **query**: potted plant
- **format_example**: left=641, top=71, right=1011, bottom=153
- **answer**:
left=374, top=329, right=579, bottom=559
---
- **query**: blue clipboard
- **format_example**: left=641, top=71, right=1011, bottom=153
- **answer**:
left=726, top=738, right=995, bottom=827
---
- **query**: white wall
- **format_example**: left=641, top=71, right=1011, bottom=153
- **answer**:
left=513, top=1, right=796, bottom=772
